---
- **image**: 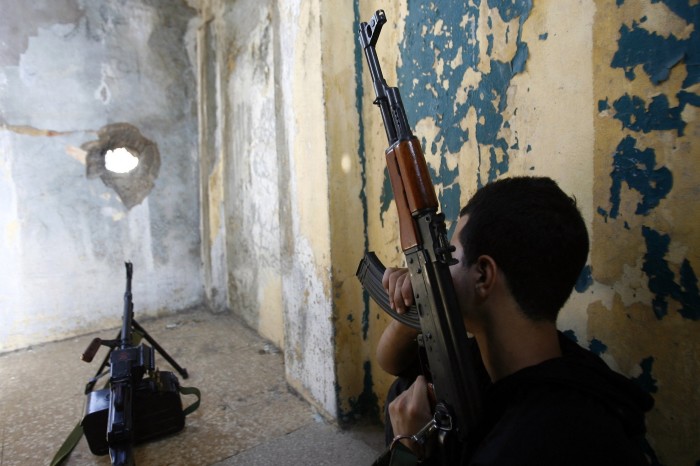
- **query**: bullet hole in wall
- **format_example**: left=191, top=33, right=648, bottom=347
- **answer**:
left=105, top=147, right=139, bottom=173
left=82, top=123, right=161, bottom=209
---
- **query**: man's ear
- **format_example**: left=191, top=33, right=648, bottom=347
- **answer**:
left=474, top=255, right=498, bottom=297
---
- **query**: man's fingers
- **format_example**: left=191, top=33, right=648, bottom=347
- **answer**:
left=389, top=376, right=430, bottom=418
left=383, top=267, right=409, bottom=311
left=400, top=273, right=414, bottom=309
left=383, top=267, right=400, bottom=309
left=382, top=267, right=415, bottom=314
left=412, top=375, right=429, bottom=403
left=392, top=273, right=408, bottom=313
left=382, top=267, right=406, bottom=291
left=388, top=375, right=434, bottom=456
left=392, top=272, right=414, bottom=314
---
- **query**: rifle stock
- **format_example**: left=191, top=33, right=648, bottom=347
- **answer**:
left=358, top=9, right=482, bottom=455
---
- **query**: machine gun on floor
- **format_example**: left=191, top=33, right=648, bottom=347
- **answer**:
left=53, top=262, right=199, bottom=466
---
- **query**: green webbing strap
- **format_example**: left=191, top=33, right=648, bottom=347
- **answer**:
left=50, top=349, right=114, bottom=466
left=50, top=421, right=84, bottom=466
left=180, top=385, right=202, bottom=416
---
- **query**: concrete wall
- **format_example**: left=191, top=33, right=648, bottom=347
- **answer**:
left=0, top=0, right=203, bottom=351
left=197, top=0, right=340, bottom=417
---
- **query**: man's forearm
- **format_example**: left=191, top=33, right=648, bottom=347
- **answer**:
left=377, top=320, right=420, bottom=375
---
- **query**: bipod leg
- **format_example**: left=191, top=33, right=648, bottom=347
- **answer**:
left=132, top=319, right=189, bottom=379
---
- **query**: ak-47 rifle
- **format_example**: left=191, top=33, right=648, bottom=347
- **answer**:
left=356, top=10, right=482, bottom=462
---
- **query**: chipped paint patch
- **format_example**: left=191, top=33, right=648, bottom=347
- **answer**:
left=642, top=225, right=700, bottom=320
left=605, top=136, right=673, bottom=219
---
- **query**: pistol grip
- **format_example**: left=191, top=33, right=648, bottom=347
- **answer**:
left=82, top=338, right=102, bottom=363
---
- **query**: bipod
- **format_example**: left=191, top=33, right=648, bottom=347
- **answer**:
left=81, top=319, right=188, bottom=394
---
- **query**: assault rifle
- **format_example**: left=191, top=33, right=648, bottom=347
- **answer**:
left=356, top=10, right=482, bottom=462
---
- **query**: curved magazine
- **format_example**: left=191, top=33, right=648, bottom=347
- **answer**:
left=356, top=251, right=421, bottom=330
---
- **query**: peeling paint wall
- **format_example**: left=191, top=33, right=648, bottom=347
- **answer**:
left=274, top=0, right=338, bottom=419
left=0, top=0, right=203, bottom=352
left=591, top=1, right=699, bottom=463
left=354, top=0, right=697, bottom=464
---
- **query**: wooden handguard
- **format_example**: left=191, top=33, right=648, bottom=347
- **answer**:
left=386, top=137, right=439, bottom=252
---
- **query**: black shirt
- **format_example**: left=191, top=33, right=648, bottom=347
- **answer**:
left=463, top=333, right=654, bottom=465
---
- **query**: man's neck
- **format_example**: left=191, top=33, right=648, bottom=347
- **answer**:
left=474, top=310, right=562, bottom=382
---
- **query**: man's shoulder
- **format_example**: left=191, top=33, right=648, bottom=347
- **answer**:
left=470, top=365, right=650, bottom=465
left=497, top=379, right=627, bottom=434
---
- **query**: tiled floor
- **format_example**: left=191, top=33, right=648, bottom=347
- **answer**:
left=0, top=308, right=384, bottom=465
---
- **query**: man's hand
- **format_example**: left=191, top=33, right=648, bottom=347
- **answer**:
left=388, top=375, right=434, bottom=456
left=377, top=267, right=419, bottom=375
left=382, top=267, right=414, bottom=314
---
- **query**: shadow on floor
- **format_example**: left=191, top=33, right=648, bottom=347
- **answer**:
left=0, top=308, right=384, bottom=465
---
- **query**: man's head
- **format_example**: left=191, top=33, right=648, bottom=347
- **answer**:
left=458, top=176, right=589, bottom=322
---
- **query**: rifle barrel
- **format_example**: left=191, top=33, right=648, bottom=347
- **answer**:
left=121, top=262, right=134, bottom=349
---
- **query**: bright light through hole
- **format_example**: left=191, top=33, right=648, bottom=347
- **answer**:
left=105, top=147, right=139, bottom=174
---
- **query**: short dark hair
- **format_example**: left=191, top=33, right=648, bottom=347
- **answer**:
left=459, top=177, right=589, bottom=322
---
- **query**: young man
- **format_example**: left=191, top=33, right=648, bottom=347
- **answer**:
left=376, top=177, right=654, bottom=465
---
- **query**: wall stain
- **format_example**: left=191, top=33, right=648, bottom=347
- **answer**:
left=337, top=359, right=379, bottom=424
left=598, top=0, right=699, bottom=324
left=612, top=94, right=686, bottom=135
left=353, top=0, right=371, bottom=340
left=612, top=22, right=684, bottom=84
left=604, top=135, right=673, bottom=220
left=632, top=356, right=659, bottom=394
left=588, top=337, right=608, bottom=355
left=575, top=265, right=594, bottom=293
left=642, top=225, right=700, bottom=320
left=612, top=1, right=699, bottom=87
